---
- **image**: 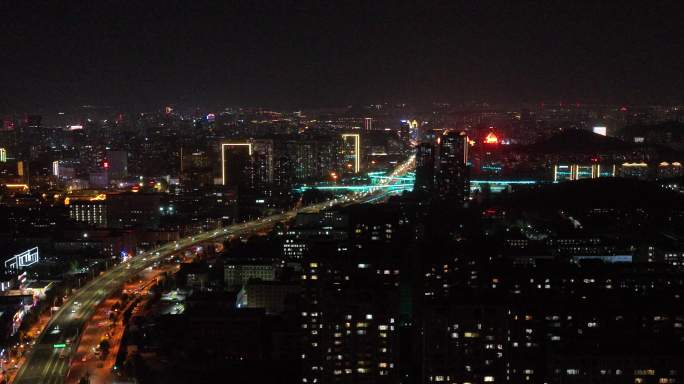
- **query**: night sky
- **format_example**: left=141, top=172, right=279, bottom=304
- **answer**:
left=2, top=1, right=684, bottom=112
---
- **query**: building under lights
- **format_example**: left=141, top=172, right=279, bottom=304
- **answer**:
left=618, top=162, right=651, bottom=180
left=657, top=161, right=683, bottom=178
left=553, top=164, right=616, bottom=182
left=69, top=199, right=108, bottom=227
left=341, top=133, right=361, bottom=174
left=614, top=161, right=684, bottom=180
left=66, top=192, right=108, bottom=227
left=66, top=192, right=161, bottom=230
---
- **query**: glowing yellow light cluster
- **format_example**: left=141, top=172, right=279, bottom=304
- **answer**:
left=89, top=194, right=107, bottom=201
left=4, top=183, right=28, bottom=189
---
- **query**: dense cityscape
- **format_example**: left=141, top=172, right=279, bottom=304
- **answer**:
left=2, top=2, right=684, bottom=384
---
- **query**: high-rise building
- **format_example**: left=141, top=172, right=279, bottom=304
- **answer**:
left=250, top=140, right=274, bottom=191
left=180, top=149, right=213, bottom=191
left=105, top=150, right=128, bottom=179
left=414, top=143, right=435, bottom=194
left=301, top=243, right=401, bottom=384
left=436, top=131, right=469, bottom=202
left=400, top=119, right=420, bottom=145
left=286, top=140, right=318, bottom=181
left=220, top=143, right=252, bottom=191
left=273, top=156, right=292, bottom=189
left=399, top=120, right=411, bottom=145
left=341, top=133, right=361, bottom=174
left=317, top=135, right=342, bottom=178
left=363, top=117, right=373, bottom=131
left=15, top=115, right=41, bottom=160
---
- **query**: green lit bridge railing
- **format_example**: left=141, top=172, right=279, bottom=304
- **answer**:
left=294, top=170, right=539, bottom=195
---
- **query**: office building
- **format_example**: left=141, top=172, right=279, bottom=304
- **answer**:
left=436, top=131, right=469, bottom=202
left=224, top=262, right=276, bottom=288
left=69, top=199, right=107, bottom=228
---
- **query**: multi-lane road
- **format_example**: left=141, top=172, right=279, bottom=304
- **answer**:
left=12, top=205, right=310, bottom=384
left=13, top=156, right=415, bottom=384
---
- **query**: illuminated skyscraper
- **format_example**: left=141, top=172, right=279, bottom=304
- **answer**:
left=436, top=131, right=469, bottom=202
left=363, top=117, right=372, bottom=131
left=414, top=143, right=435, bottom=194
left=341, top=133, right=361, bottom=174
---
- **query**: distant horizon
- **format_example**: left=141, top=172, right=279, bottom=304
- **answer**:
left=3, top=99, right=684, bottom=119
left=3, top=1, right=684, bottom=113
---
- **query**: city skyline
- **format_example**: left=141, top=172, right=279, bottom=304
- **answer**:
left=3, top=2, right=684, bottom=384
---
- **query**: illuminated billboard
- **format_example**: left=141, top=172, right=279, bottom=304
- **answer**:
left=593, top=126, right=607, bottom=136
left=4, top=247, right=39, bottom=270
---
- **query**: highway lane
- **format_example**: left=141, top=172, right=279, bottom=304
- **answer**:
left=13, top=220, right=283, bottom=384
left=13, top=156, right=415, bottom=384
